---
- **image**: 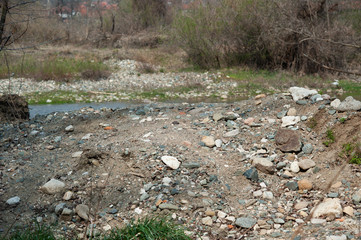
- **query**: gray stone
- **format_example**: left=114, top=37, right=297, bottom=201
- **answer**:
left=352, top=190, right=361, bottom=204
left=75, top=204, right=89, bottom=221
left=140, top=192, right=149, bottom=201
left=6, top=196, right=20, bottom=205
left=235, top=217, right=257, bottom=228
left=328, top=192, right=339, bottom=198
left=296, top=100, right=308, bottom=105
left=298, top=159, right=315, bottom=170
left=331, top=99, right=341, bottom=109
left=281, top=116, right=300, bottom=127
left=285, top=181, right=298, bottom=191
left=40, top=179, right=65, bottom=194
left=72, top=151, right=83, bottom=158
left=328, top=110, right=336, bottom=115
left=275, top=129, right=302, bottom=153
left=289, top=87, right=318, bottom=101
left=55, top=203, right=66, bottom=214
left=158, top=203, right=179, bottom=210
left=335, top=96, right=361, bottom=111
left=302, top=144, right=314, bottom=154
left=243, top=168, right=259, bottom=182
left=277, top=110, right=287, bottom=119
left=201, top=216, right=213, bottom=226
left=213, top=112, right=225, bottom=122
left=301, top=116, right=308, bottom=121
left=263, top=191, right=274, bottom=200
left=311, top=94, right=323, bottom=103
left=62, top=208, right=72, bottom=215
left=30, top=130, right=39, bottom=136
left=54, top=136, right=62, bottom=143
left=276, top=162, right=286, bottom=169
left=274, top=218, right=285, bottom=224
left=223, top=129, right=239, bottom=138
left=182, top=162, right=201, bottom=169
left=326, top=235, right=347, bottom=240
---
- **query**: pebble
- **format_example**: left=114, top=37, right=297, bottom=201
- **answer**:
left=215, top=139, right=222, bottom=148
left=326, top=235, right=347, bottom=240
left=65, top=125, right=74, bottom=132
left=298, top=179, right=312, bottom=190
left=289, top=87, right=317, bottom=101
left=223, top=129, right=239, bottom=138
left=302, top=143, right=314, bottom=154
left=75, top=204, right=89, bottom=221
left=263, top=191, right=274, bottom=200
left=352, top=189, right=361, bottom=204
left=201, top=216, right=213, bottom=226
left=285, top=181, right=298, bottom=191
left=311, top=218, right=327, bottom=224
left=201, top=136, right=215, bottom=147
left=217, top=211, right=227, bottom=218
left=275, top=129, right=302, bottom=153
left=243, top=168, right=259, bottom=182
left=298, top=159, right=315, bottom=170
left=281, top=116, right=300, bottom=127
left=290, top=161, right=300, bottom=173
left=40, top=179, right=65, bottom=194
left=55, top=203, right=66, bottom=214
left=343, top=206, right=354, bottom=216
left=161, top=156, right=180, bottom=170
left=312, top=198, right=342, bottom=218
left=158, top=203, right=179, bottom=210
left=287, top=108, right=297, bottom=116
left=235, top=217, right=257, bottom=228
left=294, top=201, right=309, bottom=210
left=72, top=151, right=83, bottom=158
left=252, top=158, right=275, bottom=174
left=6, top=196, right=20, bottom=205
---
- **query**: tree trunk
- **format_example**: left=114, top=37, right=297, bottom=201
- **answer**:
left=0, top=0, right=9, bottom=47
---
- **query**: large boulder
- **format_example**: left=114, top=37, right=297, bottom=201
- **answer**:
left=289, top=87, right=317, bottom=101
left=0, top=94, right=29, bottom=122
left=275, top=129, right=302, bottom=153
left=334, top=96, right=361, bottom=111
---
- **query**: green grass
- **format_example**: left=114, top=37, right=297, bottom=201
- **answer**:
left=25, top=91, right=93, bottom=105
left=103, top=217, right=192, bottom=240
left=340, top=142, right=361, bottom=165
left=1, top=218, right=192, bottom=240
left=0, top=54, right=110, bottom=81
left=323, top=129, right=335, bottom=147
left=338, top=80, right=361, bottom=100
left=1, top=223, right=56, bottom=240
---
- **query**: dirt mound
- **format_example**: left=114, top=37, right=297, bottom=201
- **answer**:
left=0, top=94, right=29, bottom=122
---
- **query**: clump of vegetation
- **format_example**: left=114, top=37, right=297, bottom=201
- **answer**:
left=307, top=117, right=318, bottom=129
left=1, top=223, right=56, bottom=240
left=340, top=142, right=361, bottom=165
left=339, top=117, right=347, bottom=124
left=104, top=217, right=192, bottom=240
left=323, top=129, right=335, bottom=147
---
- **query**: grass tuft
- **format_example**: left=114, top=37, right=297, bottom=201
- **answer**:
left=1, top=223, right=56, bottom=240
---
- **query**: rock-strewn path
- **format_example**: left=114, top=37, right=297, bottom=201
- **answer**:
left=0, top=87, right=360, bottom=239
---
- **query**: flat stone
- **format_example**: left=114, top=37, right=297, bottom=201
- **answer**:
left=223, top=129, right=239, bottom=138
left=343, top=206, right=354, bottom=216
left=201, top=216, right=213, bottom=226
left=201, top=136, right=215, bottom=147
left=244, top=118, right=255, bottom=125
left=334, top=96, right=361, bottom=111
left=235, top=217, right=257, bottom=228
left=287, top=108, right=297, bottom=116
left=296, top=100, right=308, bottom=105
left=326, top=235, right=347, bottom=240
left=182, top=162, right=201, bottom=169
left=75, top=204, right=89, bottom=221
left=205, top=210, right=215, bottom=216
left=161, top=156, right=180, bottom=170
left=294, top=201, right=309, bottom=210
left=40, top=179, right=65, bottom=194
left=255, top=94, right=266, bottom=99
left=312, top=198, right=342, bottom=218
left=72, top=151, right=83, bottom=158
left=263, top=191, right=274, bottom=200
left=311, top=218, right=327, bottom=224
left=213, top=112, right=225, bottom=122
left=281, top=116, right=300, bottom=127
left=6, top=196, right=20, bottom=205
left=352, top=189, right=361, bottom=204
left=298, top=159, right=315, bottom=170
left=289, top=87, right=318, bottom=101
left=275, top=129, right=302, bottom=153
left=217, top=211, right=227, bottom=218
left=61, top=208, right=72, bottom=215
left=158, top=203, right=179, bottom=210
left=253, top=190, right=262, bottom=197
left=286, top=181, right=298, bottom=191
left=252, top=158, right=275, bottom=174
left=55, top=203, right=66, bottom=214
left=298, top=179, right=312, bottom=190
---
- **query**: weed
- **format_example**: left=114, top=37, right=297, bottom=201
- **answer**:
left=1, top=222, right=56, bottom=240
left=339, top=117, right=347, bottom=124
left=340, top=142, right=361, bottom=165
left=103, top=217, right=192, bottom=240
left=307, top=117, right=318, bottom=129
left=323, top=129, right=335, bottom=147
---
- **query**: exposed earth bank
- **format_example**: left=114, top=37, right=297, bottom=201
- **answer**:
left=0, top=88, right=361, bottom=239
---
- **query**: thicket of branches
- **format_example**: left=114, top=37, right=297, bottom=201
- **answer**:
left=1, top=0, right=360, bottom=74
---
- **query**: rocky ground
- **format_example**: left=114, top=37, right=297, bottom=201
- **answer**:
left=0, top=86, right=361, bottom=239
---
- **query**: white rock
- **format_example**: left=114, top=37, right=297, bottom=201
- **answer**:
left=289, top=87, right=318, bottom=101
left=287, top=108, right=297, bottom=116
left=201, top=136, right=215, bottom=147
left=81, top=133, right=92, bottom=140
left=326, top=235, right=347, bottom=240
left=201, top=216, right=213, bottom=226
left=72, top=151, right=83, bottom=158
left=215, top=139, right=222, bottom=148
left=312, top=198, right=342, bottom=218
left=263, top=191, right=274, bottom=200
left=290, top=161, right=300, bottom=173
left=298, top=159, right=316, bottom=170
left=63, top=191, right=73, bottom=201
left=75, top=204, right=89, bottom=221
left=217, top=211, right=227, bottom=219
left=343, top=206, right=354, bottom=216
left=334, top=96, right=361, bottom=111
left=331, top=99, right=341, bottom=109
left=40, top=179, right=65, bottom=194
left=223, top=129, right=239, bottom=138
left=253, top=190, right=262, bottom=197
left=65, top=125, right=74, bottom=132
left=6, top=196, right=20, bottom=205
left=311, top=218, right=326, bottom=224
left=162, top=177, right=172, bottom=186
left=281, top=116, right=301, bottom=127
left=161, top=156, right=180, bottom=169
